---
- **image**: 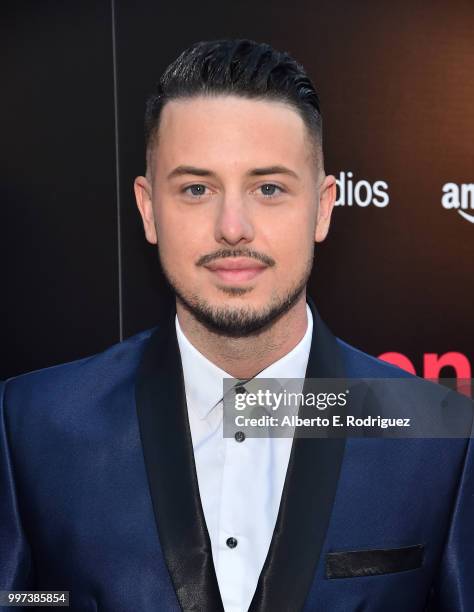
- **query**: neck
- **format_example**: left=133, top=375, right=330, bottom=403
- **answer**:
left=176, top=292, right=309, bottom=379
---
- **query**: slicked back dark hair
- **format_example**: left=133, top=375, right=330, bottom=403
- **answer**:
left=144, top=39, right=323, bottom=175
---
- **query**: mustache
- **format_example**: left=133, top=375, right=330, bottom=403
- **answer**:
left=197, top=248, right=275, bottom=268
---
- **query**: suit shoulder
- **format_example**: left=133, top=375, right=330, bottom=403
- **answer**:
left=336, top=337, right=414, bottom=379
left=2, top=326, right=158, bottom=405
left=335, top=337, right=470, bottom=408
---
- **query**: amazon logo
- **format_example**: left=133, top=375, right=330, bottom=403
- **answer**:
left=442, top=182, right=474, bottom=223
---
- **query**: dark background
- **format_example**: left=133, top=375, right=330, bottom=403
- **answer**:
left=2, top=0, right=473, bottom=380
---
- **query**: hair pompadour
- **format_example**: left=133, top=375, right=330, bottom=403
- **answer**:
left=144, top=38, right=323, bottom=173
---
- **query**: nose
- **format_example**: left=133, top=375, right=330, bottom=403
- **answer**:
left=214, top=197, right=255, bottom=245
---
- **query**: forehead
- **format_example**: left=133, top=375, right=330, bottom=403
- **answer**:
left=152, top=95, right=314, bottom=174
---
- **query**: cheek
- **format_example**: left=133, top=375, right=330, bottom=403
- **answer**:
left=155, top=210, right=210, bottom=273
left=257, top=200, right=315, bottom=238
left=263, top=216, right=314, bottom=259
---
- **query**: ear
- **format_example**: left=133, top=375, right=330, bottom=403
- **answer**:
left=134, top=175, right=157, bottom=244
left=315, top=174, right=337, bottom=243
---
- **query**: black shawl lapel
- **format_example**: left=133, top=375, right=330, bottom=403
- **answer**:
left=248, top=296, right=347, bottom=612
left=135, top=309, right=224, bottom=612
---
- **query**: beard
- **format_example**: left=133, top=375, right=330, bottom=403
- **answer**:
left=158, top=245, right=314, bottom=338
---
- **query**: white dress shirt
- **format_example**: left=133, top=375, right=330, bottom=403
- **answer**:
left=175, top=304, right=313, bottom=612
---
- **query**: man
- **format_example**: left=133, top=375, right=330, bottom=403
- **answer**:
left=1, top=39, right=473, bottom=612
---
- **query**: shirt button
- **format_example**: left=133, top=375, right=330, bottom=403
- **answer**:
left=235, top=385, right=246, bottom=395
left=234, top=431, right=246, bottom=443
left=226, top=537, right=238, bottom=549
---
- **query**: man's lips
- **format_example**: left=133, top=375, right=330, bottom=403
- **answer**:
left=204, top=258, right=268, bottom=282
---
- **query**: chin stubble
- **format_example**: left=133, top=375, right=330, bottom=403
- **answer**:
left=158, top=247, right=314, bottom=338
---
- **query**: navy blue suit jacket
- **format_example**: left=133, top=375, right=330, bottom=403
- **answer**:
left=1, top=300, right=473, bottom=611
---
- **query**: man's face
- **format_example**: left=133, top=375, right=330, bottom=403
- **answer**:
left=135, top=95, right=336, bottom=335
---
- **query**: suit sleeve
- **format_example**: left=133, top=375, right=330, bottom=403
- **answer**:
left=0, top=380, right=35, bottom=593
left=428, top=434, right=474, bottom=610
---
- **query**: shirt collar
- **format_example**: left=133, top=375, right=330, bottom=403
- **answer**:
left=176, top=303, right=314, bottom=421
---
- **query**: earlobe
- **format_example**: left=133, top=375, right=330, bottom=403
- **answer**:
left=315, top=174, right=336, bottom=243
left=134, top=176, right=158, bottom=245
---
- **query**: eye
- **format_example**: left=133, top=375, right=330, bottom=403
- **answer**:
left=258, top=183, right=284, bottom=198
left=183, top=184, right=209, bottom=197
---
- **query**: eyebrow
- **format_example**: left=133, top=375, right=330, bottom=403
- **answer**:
left=166, top=165, right=300, bottom=180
